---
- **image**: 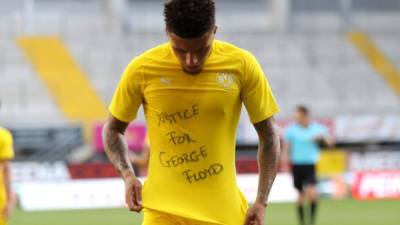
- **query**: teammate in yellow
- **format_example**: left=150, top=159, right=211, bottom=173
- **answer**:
left=0, top=123, right=15, bottom=225
left=103, top=0, right=280, bottom=224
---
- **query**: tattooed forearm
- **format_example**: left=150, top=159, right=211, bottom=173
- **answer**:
left=254, top=117, right=281, bottom=204
left=103, top=115, right=134, bottom=177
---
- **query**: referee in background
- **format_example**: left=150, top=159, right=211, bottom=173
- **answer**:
left=282, top=105, right=334, bottom=225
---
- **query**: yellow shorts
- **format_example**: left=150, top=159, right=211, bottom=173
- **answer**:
left=142, top=208, right=217, bottom=225
left=0, top=218, right=6, bottom=225
left=0, top=206, right=6, bottom=225
left=0, top=211, right=7, bottom=225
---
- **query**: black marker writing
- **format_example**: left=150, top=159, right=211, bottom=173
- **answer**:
left=157, top=104, right=199, bottom=126
left=159, top=146, right=207, bottom=168
left=167, top=131, right=196, bottom=146
left=182, top=163, right=224, bottom=184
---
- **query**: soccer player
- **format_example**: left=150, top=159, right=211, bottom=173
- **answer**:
left=103, top=0, right=280, bottom=224
left=0, top=104, right=15, bottom=225
left=282, top=105, right=334, bottom=225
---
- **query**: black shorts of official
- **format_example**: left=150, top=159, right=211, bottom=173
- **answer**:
left=291, top=164, right=317, bottom=192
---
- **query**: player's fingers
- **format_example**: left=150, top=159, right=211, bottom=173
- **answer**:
left=135, top=184, right=143, bottom=205
left=251, top=218, right=260, bottom=225
left=131, top=188, right=142, bottom=212
left=131, top=185, right=142, bottom=212
left=255, top=214, right=263, bottom=225
left=243, top=213, right=253, bottom=225
left=2, top=209, right=6, bottom=219
left=126, top=188, right=136, bottom=211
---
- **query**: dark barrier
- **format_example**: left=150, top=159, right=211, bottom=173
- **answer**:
left=68, top=163, right=119, bottom=179
left=236, top=158, right=258, bottom=173
left=11, top=127, right=83, bottom=161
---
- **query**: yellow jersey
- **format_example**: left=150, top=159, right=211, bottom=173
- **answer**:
left=0, top=127, right=14, bottom=207
left=109, top=40, right=279, bottom=225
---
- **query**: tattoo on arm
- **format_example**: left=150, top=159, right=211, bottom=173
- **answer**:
left=253, top=117, right=281, bottom=204
left=102, top=115, right=134, bottom=176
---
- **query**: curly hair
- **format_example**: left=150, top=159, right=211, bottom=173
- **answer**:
left=164, top=0, right=215, bottom=39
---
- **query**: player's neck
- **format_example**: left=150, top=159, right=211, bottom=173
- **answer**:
left=299, top=121, right=309, bottom=128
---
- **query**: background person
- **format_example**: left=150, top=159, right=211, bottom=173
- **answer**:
left=0, top=102, right=15, bottom=225
left=282, top=105, right=334, bottom=225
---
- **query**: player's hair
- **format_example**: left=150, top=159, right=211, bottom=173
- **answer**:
left=164, top=0, right=215, bottom=39
left=296, top=105, right=309, bottom=116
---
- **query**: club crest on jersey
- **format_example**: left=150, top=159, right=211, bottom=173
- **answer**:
left=216, top=72, right=234, bottom=89
left=160, top=77, right=172, bottom=85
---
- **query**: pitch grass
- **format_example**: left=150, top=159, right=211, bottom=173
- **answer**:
left=9, top=199, right=400, bottom=225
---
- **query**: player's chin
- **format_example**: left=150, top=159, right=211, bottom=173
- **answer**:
left=184, top=66, right=202, bottom=74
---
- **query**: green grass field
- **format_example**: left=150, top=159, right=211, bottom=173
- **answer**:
left=9, top=199, right=400, bottom=225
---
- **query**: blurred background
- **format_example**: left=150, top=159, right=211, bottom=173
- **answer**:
left=0, top=0, right=399, bottom=224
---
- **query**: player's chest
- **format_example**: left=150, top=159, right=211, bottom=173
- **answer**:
left=144, top=69, right=240, bottom=91
left=142, top=71, right=242, bottom=116
left=294, top=129, right=317, bottom=142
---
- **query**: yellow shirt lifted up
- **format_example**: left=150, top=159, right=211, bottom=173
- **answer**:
left=109, top=40, right=279, bottom=225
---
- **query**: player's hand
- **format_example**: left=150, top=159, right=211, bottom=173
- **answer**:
left=313, top=134, right=324, bottom=142
left=122, top=171, right=143, bottom=212
left=243, top=201, right=266, bottom=225
left=2, top=194, right=16, bottom=219
left=3, top=203, right=13, bottom=219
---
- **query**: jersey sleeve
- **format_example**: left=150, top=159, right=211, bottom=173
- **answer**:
left=109, top=58, right=144, bottom=123
left=241, top=51, right=279, bottom=123
left=0, top=129, right=14, bottom=161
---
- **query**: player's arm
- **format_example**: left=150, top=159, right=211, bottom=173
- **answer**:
left=280, top=140, right=291, bottom=171
left=244, top=117, right=280, bottom=225
left=2, top=160, right=14, bottom=219
left=103, top=115, right=142, bottom=212
left=324, top=136, right=335, bottom=148
left=313, top=126, right=335, bottom=148
left=254, top=117, right=280, bottom=205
